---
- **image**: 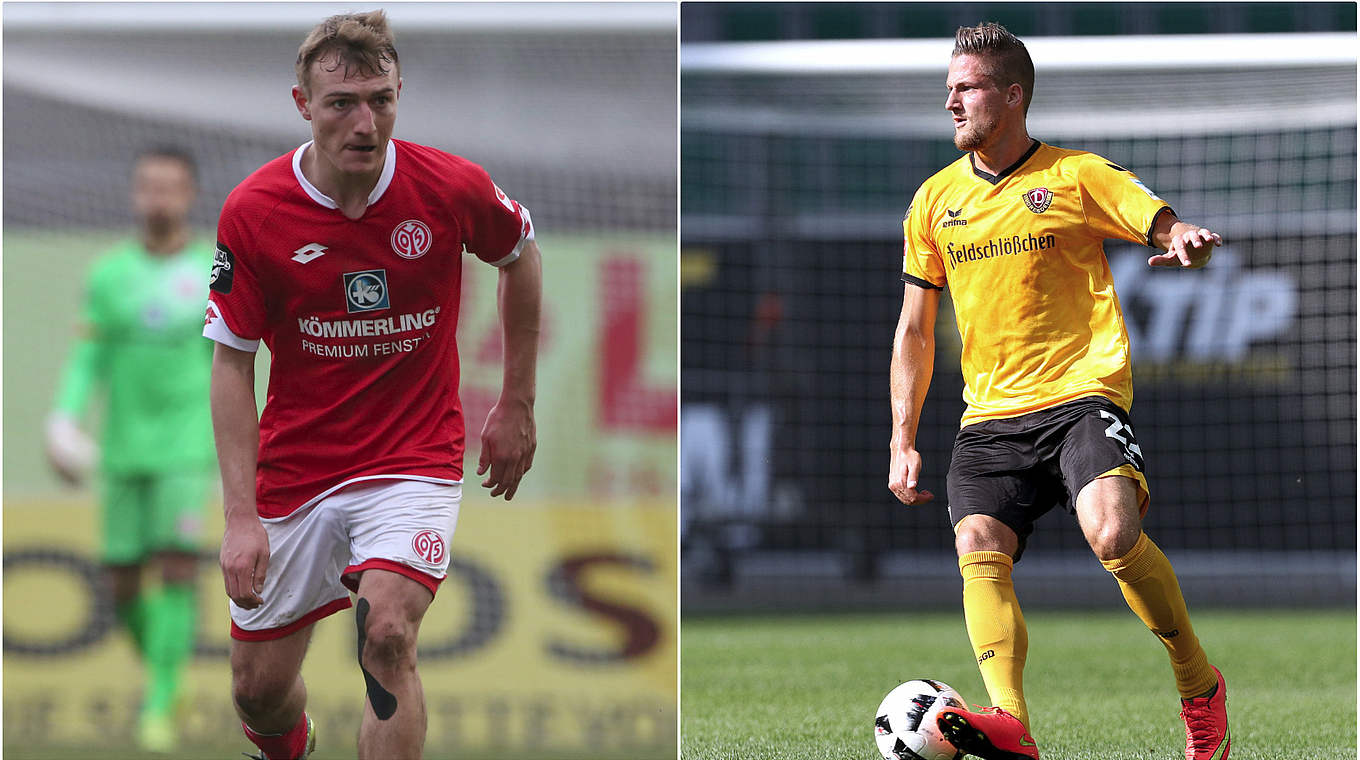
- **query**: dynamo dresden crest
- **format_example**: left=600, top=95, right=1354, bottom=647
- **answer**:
left=1022, top=187, right=1054, bottom=214
left=391, top=219, right=432, bottom=259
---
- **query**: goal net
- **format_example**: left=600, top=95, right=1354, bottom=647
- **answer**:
left=681, top=33, right=1356, bottom=609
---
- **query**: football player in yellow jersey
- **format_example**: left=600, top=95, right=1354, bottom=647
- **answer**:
left=888, top=23, right=1230, bottom=760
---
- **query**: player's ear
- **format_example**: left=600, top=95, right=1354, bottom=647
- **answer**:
left=396, top=78, right=403, bottom=99
left=292, top=85, right=313, bottom=121
left=1007, top=83, right=1023, bottom=110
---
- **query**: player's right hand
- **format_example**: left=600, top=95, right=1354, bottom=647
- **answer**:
left=889, top=445, right=935, bottom=505
left=220, top=516, right=269, bottom=609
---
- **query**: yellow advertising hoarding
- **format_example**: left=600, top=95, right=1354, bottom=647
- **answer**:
left=4, top=498, right=677, bottom=758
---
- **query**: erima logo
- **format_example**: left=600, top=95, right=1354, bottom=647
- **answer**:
left=343, top=269, right=390, bottom=313
left=1156, top=628, right=1180, bottom=640
left=292, top=243, right=328, bottom=264
left=942, top=208, right=969, bottom=228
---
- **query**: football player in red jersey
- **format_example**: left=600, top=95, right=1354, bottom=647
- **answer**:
left=205, top=11, right=541, bottom=760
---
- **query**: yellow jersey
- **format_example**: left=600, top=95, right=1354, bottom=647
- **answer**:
left=902, top=141, right=1171, bottom=427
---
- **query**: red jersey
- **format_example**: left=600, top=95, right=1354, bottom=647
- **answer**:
left=204, top=138, right=534, bottom=519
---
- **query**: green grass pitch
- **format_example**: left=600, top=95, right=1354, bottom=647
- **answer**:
left=682, top=608, right=1356, bottom=760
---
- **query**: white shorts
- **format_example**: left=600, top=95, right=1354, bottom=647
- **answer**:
left=229, top=478, right=460, bottom=641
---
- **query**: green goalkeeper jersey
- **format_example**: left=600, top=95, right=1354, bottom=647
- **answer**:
left=53, top=239, right=216, bottom=474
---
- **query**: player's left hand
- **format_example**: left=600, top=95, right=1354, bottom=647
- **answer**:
left=477, top=399, right=536, bottom=500
left=1148, top=227, right=1221, bottom=269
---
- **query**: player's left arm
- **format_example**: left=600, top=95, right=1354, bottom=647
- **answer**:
left=477, top=239, right=542, bottom=500
left=1147, top=210, right=1222, bottom=269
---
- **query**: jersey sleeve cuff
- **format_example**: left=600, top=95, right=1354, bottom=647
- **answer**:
left=484, top=205, right=535, bottom=268
left=1145, top=205, right=1176, bottom=248
left=203, top=304, right=260, bottom=352
left=902, top=273, right=944, bottom=290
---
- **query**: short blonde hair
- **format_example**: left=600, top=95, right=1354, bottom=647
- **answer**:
left=953, top=22, right=1035, bottom=116
left=295, top=10, right=400, bottom=95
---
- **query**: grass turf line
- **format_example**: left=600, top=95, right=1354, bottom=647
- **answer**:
left=682, top=608, right=1356, bottom=760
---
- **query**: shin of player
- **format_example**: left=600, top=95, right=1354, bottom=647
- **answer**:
left=888, top=22, right=1228, bottom=760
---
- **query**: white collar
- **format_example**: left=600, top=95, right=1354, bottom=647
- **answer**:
left=291, top=140, right=397, bottom=210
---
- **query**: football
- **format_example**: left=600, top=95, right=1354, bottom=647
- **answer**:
left=873, top=679, right=966, bottom=760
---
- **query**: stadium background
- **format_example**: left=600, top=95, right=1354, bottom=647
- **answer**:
left=3, top=3, right=676, bottom=758
left=680, top=3, right=1356, bottom=611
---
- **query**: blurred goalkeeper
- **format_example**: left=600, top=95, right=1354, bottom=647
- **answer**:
left=888, top=23, right=1229, bottom=760
left=46, top=146, right=214, bottom=753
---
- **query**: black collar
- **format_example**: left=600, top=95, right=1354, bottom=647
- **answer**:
left=970, top=139, right=1042, bottom=185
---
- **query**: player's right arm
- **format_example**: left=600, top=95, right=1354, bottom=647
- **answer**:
left=206, top=200, right=272, bottom=610
left=211, top=342, right=268, bottom=609
left=889, top=283, right=940, bottom=505
left=890, top=191, right=946, bottom=505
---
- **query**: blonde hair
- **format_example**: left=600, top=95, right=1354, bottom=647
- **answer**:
left=295, top=10, right=400, bottom=94
left=953, top=22, right=1035, bottom=115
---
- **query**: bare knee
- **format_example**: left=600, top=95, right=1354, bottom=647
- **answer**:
left=358, top=607, right=418, bottom=674
left=1076, top=476, right=1142, bottom=561
left=954, top=515, right=1019, bottom=559
left=231, top=645, right=305, bottom=723
left=232, top=665, right=294, bottom=720
left=1086, top=521, right=1139, bottom=561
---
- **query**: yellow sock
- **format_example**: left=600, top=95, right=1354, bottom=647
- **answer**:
left=1101, top=532, right=1217, bottom=698
left=959, top=550, right=1029, bottom=730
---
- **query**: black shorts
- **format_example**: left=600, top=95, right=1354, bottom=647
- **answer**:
left=946, top=395, right=1150, bottom=560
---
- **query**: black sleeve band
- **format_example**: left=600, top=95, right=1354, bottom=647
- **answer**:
left=1145, top=206, right=1176, bottom=248
left=901, top=272, right=944, bottom=290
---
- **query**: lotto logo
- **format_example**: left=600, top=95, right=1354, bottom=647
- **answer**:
left=411, top=530, right=446, bottom=564
left=343, top=270, right=390, bottom=313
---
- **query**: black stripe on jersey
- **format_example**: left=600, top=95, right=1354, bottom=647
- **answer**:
left=1145, top=206, right=1176, bottom=248
left=902, top=272, right=944, bottom=290
left=970, top=139, right=1042, bottom=185
left=1106, top=162, right=1130, bottom=172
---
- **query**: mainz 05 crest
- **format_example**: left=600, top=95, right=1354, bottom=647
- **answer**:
left=1022, top=187, right=1054, bottom=214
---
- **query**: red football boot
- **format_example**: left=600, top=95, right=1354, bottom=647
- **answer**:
left=936, top=706, right=1039, bottom=760
left=1180, top=666, right=1231, bottom=760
